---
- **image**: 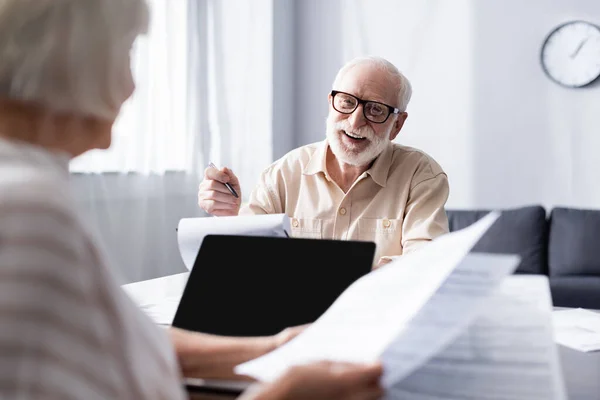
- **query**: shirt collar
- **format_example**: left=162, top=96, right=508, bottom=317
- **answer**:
left=0, top=137, right=71, bottom=177
left=366, top=142, right=394, bottom=187
left=303, top=140, right=329, bottom=176
left=303, top=139, right=394, bottom=187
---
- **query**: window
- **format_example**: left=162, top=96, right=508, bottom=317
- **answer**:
left=70, top=0, right=195, bottom=174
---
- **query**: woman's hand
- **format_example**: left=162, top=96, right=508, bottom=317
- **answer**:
left=242, top=361, right=384, bottom=400
left=273, top=324, right=309, bottom=348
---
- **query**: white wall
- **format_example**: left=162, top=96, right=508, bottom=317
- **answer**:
left=294, top=0, right=600, bottom=210
left=273, top=0, right=296, bottom=160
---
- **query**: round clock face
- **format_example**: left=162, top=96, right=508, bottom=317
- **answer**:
left=540, top=21, right=600, bottom=88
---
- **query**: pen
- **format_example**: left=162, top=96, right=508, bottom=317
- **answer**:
left=208, top=162, right=239, bottom=198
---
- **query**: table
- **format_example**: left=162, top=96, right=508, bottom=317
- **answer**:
left=558, top=335, right=600, bottom=399
left=123, top=273, right=600, bottom=399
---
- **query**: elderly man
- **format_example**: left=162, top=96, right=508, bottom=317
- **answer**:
left=198, top=56, right=449, bottom=266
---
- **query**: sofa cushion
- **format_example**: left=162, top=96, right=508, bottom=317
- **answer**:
left=548, top=207, right=600, bottom=276
left=550, top=277, right=600, bottom=308
left=446, top=205, right=548, bottom=274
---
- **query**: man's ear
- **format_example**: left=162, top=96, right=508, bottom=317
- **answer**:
left=389, top=112, right=408, bottom=141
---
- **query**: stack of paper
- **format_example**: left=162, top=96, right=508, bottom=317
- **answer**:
left=553, top=308, right=600, bottom=352
left=235, top=212, right=566, bottom=400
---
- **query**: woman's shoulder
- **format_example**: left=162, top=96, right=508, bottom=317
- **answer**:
left=0, top=165, right=74, bottom=212
left=0, top=167, right=83, bottom=251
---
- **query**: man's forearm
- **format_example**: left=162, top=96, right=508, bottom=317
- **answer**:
left=169, top=327, right=276, bottom=379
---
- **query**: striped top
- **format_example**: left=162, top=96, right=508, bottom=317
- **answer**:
left=0, top=138, right=185, bottom=399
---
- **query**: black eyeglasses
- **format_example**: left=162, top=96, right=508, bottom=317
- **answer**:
left=330, top=90, right=400, bottom=124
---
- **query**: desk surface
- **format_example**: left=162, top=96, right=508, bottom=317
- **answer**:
left=123, top=273, right=600, bottom=400
left=559, top=344, right=600, bottom=399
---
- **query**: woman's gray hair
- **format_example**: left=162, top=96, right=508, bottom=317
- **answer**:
left=332, top=56, right=413, bottom=112
left=0, top=0, right=149, bottom=119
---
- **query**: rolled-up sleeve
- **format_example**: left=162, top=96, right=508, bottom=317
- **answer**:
left=239, top=168, right=283, bottom=216
left=401, top=173, right=450, bottom=254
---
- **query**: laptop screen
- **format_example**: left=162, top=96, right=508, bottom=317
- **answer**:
left=171, top=234, right=376, bottom=337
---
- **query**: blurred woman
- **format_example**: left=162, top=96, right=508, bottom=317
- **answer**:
left=0, top=0, right=382, bottom=399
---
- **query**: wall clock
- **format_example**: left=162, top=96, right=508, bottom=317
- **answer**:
left=540, top=20, right=600, bottom=88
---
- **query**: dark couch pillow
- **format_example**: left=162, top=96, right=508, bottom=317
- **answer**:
left=550, top=277, right=600, bottom=308
left=548, top=207, right=600, bottom=276
left=446, top=205, right=548, bottom=274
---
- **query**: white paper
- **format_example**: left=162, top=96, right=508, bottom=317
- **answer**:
left=379, top=252, right=520, bottom=387
left=177, top=214, right=290, bottom=270
left=387, top=275, right=566, bottom=400
left=235, top=212, right=501, bottom=381
left=122, top=272, right=189, bottom=305
left=136, top=295, right=181, bottom=325
left=121, top=272, right=189, bottom=325
left=553, top=308, right=600, bottom=352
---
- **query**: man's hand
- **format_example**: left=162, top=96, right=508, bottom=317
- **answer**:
left=198, top=166, right=242, bottom=216
left=243, top=361, right=384, bottom=400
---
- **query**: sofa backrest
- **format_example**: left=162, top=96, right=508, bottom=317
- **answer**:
left=548, top=207, right=600, bottom=277
left=446, top=205, right=548, bottom=274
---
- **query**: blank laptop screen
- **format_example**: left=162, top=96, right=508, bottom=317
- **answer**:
left=171, top=234, right=376, bottom=337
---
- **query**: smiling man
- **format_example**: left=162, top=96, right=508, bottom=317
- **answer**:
left=198, top=56, right=450, bottom=267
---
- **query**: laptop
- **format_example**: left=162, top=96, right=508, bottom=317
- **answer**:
left=171, top=234, right=376, bottom=337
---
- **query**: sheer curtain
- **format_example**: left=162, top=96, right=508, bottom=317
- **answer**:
left=70, top=0, right=274, bottom=192
left=70, top=0, right=205, bottom=285
left=70, top=0, right=201, bottom=174
left=203, top=0, right=275, bottom=195
left=70, top=0, right=277, bottom=284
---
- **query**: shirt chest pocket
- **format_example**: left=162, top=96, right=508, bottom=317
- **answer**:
left=289, top=217, right=323, bottom=239
left=358, top=218, right=402, bottom=252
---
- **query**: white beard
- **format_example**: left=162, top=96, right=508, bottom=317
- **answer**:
left=325, top=115, right=391, bottom=167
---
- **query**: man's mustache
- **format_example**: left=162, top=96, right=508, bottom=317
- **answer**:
left=332, top=120, right=375, bottom=140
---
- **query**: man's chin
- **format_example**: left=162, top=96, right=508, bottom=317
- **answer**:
left=330, top=141, right=379, bottom=167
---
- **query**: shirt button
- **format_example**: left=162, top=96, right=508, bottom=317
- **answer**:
left=292, top=218, right=299, bottom=227
left=383, top=218, right=391, bottom=228
left=339, top=207, right=347, bottom=215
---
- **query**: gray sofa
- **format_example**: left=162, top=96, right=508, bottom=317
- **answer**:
left=446, top=205, right=600, bottom=309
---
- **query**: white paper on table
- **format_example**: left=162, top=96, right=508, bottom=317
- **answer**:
left=177, top=214, right=290, bottom=270
left=553, top=308, right=600, bottom=352
left=234, top=212, right=502, bottom=382
left=121, top=272, right=190, bottom=325
left=387, top=275, right=566, bottom=400
left=137, top=295, right=181, bottom=325
left=379, top=252, right=520, bottom=387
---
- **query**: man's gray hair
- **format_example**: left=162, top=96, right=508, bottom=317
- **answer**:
left=0, top=0, right=149, bottom=119
left=332, top=56, right=413, bottom=112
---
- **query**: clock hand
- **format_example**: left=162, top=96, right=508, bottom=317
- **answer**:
left=570, top=36, right=590, bottom=59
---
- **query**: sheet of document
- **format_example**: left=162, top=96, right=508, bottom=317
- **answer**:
left=122, top=272, right=189, bottom=305
left=235, top=212, right=502, bottom=382
left=387, top=276, right=566, bottom=400
left=121, top=272, right=190, bottom=325
left=136, top=295, right=180, bottom=325
left=553, top=308, right=600, bottom=352
left=379, top=252, right=520, bottom=387
left=177, top=213, right=290, bottom=270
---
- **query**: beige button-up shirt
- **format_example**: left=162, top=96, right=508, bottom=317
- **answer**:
left=240, top=140, right=450, bottom=263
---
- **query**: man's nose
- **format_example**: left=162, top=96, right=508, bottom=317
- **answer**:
left=348, top=104, right=367, bottom=128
